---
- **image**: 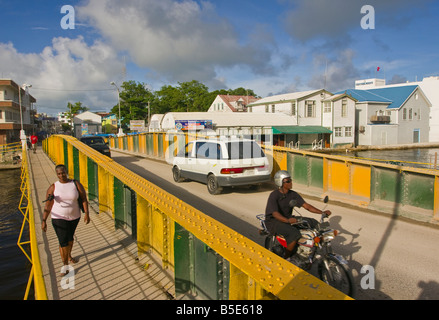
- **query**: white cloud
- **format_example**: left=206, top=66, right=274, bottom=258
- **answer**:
left=77, top=0, right=280, bottom=88
left=0, top=37, right=123, bottom=114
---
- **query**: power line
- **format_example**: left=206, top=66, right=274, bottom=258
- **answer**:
left=31, top=87, right=114, bottom=92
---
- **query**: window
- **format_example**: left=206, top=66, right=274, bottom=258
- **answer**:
left=291, top=102, right=296, bottom=116
left=178, top=142, right=194, bottom=158
left=345, top=127, right=352, bottom=137
left=305, top=100, right=315, bottom=117
left=271, top=104, right=275, bottom=113
left=403, top=108, right=407, bottom=120
left=226, top=141, right=265, bottom=159
left=323, top=102, right=331, bottom=113
left=409, top=108, right=413, bottom=120
left=335, top=127, right=343, bottom=137
left=195, top=142, right=222, bottom=159
left=341, top=99, right=348, bottom=117
left=265, top=105, right=269, bottom=113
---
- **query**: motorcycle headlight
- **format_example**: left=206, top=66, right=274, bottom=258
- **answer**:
left=322, top=229, right=338, bottom=242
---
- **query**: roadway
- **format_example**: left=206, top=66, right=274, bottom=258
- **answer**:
left=112, top=150, right=439, bottom=300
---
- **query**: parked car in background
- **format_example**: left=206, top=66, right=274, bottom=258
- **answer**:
left=172, top=138, right=271, bottom=194
left=79, top=136, right=111, bottom=158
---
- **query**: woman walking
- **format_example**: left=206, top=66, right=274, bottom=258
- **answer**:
left=41, top=164, right=90, bottom=276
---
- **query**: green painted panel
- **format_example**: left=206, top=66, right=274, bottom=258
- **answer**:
left=124, top=186, right=136, bottom=238
left=63, top=140, right=69, bottom=170
left=146, top=135, right=154, bottom=155
left=73, top=147, right=80, bottom=181
left=113, top=177, right=125, bottom=229
left=174, top=223, right=194, bottom=297
left=405, top=173, right=434, bottom=210
left=193, top=240, right=229, bottom=300
left=87, top=158, right=98, bottom=201
left=173, top=223, right=229, bottom=300
left=309, top=156, right=324, bottom=189
left=133, top=135, right=139, bottom=153
left=371, top=167, right=403, bottom=203
left=157, top=134, right=163, bottom=158
left=122, top=136, right=128, bottom=150
left=289, top=154, right=308, bottom=185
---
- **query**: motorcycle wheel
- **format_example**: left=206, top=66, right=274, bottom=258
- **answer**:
left=318, top=255, right=356, bottom=298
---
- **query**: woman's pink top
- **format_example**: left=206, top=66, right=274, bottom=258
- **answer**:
left=51, top=180, right=81, bottom=221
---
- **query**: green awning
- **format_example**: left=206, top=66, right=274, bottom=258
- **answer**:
left=272, top=126, right=333, bottom=134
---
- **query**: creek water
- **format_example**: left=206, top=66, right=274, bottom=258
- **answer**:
left=0, top=169, right=31, bottom=300
left=329, top=148, right=439, bottom=169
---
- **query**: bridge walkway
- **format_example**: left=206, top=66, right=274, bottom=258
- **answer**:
left=28, top=149, right=173, bottom=300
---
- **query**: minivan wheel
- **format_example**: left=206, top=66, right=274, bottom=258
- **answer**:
left=207, top=174, right=222, bottom=195
left=173, top=166, right=183, bottom=182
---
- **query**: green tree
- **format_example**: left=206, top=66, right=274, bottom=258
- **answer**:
left=66, top=101, right=89, bottom=125
left=111, top=80, right=155, bottom=131
left=155, top=85, right=186, bottom=113
left=179, top=80, right=210, bottom=112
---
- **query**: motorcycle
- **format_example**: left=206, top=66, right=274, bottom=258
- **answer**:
left=257, top=196, right=355, bottom=297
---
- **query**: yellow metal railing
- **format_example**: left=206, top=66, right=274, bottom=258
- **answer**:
left=17, top=146, right=48, bottom=300
left=1, top=141, right=21, bottom=152
left=43, top=134, right=351, bottom=300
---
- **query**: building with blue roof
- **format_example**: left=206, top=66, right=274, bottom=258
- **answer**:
left=337, top=84, right=431, bottom=146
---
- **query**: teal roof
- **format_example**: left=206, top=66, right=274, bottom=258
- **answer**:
left=337, top=85, right=418, bottom=109
left=273, top=126, right=332, bottom=134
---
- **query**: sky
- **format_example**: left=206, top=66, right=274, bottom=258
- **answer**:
left=1, top=0, right=438, bottom=115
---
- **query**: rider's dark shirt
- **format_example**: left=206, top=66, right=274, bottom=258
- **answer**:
left=265, top=189, right=305, bottom=231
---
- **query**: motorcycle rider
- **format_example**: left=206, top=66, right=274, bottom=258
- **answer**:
left=265, top=170, right=332, bottom=259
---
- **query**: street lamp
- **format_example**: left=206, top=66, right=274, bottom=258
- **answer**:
left=19, top=83, right=32, bottom=149
left=110, top=81, right=124, bottom=137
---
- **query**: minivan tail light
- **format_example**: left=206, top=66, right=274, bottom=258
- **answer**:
left=220, top=165, right=266, bottom=174
left=221, top=168, right=244, bottom=174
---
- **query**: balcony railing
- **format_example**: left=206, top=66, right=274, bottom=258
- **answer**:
left=370, top=115, right=390, bottom=123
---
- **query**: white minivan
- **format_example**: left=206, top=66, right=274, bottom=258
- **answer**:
left=172, top=138, right=271, bottom=194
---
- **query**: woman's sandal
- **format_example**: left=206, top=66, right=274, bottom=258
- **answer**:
left=60, top=266, right=70, bottom=277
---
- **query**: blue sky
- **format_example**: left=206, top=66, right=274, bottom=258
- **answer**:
left=1, top=0, right=438, bottom=115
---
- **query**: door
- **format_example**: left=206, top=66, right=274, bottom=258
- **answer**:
left=413, top=129, right=420, bottom=143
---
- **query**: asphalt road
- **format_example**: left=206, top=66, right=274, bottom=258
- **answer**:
left=112, top=150, right=439, bottom=300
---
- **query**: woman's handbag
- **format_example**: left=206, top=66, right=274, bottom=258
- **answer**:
left=73, top=180, right=85, bottom=213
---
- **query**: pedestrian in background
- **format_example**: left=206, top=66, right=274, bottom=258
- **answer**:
left=30, top=134, right=38, bottom=153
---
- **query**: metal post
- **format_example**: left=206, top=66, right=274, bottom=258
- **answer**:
left=110, top=81, right=124, bottom=137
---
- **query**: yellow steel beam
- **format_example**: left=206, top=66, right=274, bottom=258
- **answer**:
left=47, top=135, right=352, bottom=300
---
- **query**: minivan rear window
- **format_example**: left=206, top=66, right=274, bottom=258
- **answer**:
left=225, top=141, right=265, bottom=160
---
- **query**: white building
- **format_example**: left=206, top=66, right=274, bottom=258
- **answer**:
left=322, top=93, right=357, bottom=147
left=0, top=79, right=36, bottom=144
left=159, top=111, right=296, bottom=144
left=247, top=89, right=356, bottom=148
left=73, top=111, right=102, bottom=138
left=148, top=114, right=164, bottom=132
left=342, top=85, right=431, bottom=146
left=58, top=112, right=71, bottom=124
left=355, top=76, right=439, bottom=142
left=208, top=95, right=259, bottom=113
